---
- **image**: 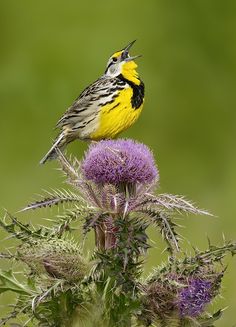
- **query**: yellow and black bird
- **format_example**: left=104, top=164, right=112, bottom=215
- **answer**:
left=40, top=40, right=144, bottom=164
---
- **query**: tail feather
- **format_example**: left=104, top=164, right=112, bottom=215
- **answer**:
left=40, top=132, right=66, bottom=164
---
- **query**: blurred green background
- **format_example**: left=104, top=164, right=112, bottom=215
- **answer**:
left=0, top=0, right=236, bottom=325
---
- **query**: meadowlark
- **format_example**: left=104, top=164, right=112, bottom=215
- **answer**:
left=40, top=40, right=145, bottom=164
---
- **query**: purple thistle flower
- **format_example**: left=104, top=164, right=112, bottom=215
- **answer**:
left=81, top=139, right=158, bottom=186
left=178, top=278, right=213, bottom=317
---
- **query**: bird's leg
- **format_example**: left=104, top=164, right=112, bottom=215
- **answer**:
left=90, top=140, right=98, bottom=145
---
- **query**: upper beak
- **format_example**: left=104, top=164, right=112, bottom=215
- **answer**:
left=121, top=40, right=141, bottom=61
left=123, top=40, right=136, bottom=54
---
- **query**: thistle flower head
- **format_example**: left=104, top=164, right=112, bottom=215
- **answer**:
left=177, top=278, right=212, bottom=317
left=81, top=139, right=158, bottom=186
left=142, top=252, right=224, bottom=323
left=143, top=275, right=217, bottom=322
left=18, top=238, right=88, bottom=282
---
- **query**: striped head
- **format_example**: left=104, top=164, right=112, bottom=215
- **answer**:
left=105, top=40, right=141, bottom=84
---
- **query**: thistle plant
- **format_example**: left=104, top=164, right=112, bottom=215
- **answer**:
left=0, top=139, right=235, bottom=327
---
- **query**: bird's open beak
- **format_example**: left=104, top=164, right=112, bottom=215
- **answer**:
left=122, top=40, right=142, bottom=61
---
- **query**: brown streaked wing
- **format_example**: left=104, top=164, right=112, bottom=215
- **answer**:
left=55, top=77, right=118, bottom=129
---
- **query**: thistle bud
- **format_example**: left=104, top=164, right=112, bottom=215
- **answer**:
left=18, top=238, right=88, bottom=282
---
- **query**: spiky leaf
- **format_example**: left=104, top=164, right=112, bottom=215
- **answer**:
left=0, top=211, right=45, bottom=240
left=20, top=189, right=83, bottom=212
left=140, top=194, right=211, bottom=216
left=56, top=149, right=80, bottom=184
left=141, top=208, right=180, bottom=252
left=0, top=269, right=32, bottom=295
left=198, top=309, right=224, bottom=326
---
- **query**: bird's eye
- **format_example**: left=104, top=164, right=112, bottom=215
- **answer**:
left=112, top=57, right=118, bottom=62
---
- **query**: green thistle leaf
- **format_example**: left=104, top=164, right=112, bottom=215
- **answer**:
left=0, top=211, right=47, bottom=241
left=196, top=242, right=236, bottom=263
left=198, top=309, right=225, bottom=326
left=0, top=269, right=33, bottom=295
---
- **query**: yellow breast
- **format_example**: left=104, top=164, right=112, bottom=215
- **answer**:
left=90, top=88, right=144, bottom=140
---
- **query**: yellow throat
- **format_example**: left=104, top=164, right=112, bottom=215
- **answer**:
left=121, top=60, right=140, bottom=85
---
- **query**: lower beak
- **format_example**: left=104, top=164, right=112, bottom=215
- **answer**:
left=124, top=55, right=142, bottom=62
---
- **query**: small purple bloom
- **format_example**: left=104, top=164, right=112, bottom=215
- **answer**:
left=81, top=139, right=158, bottom=186
left=178, top=278, right=212, bottom=317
